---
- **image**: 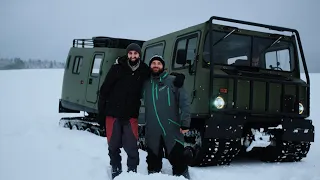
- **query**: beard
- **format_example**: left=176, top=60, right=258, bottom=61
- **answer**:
left=151, top=67, right=164, bottom=76
left=128, top=57, right=139, bottom=66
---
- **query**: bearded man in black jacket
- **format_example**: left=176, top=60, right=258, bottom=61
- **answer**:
left=97, top=43, right=185, bottom=179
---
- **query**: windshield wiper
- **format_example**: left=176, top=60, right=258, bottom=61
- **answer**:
left=212, top=28, right=238, bottom=47
left=259, top=35, right=283, bottom=55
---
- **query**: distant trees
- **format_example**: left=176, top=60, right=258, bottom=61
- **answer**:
left=0, top=58, right=65, bottom=70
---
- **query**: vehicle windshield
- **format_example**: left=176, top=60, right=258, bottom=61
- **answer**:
left=202, top=30, right=295, bottom=72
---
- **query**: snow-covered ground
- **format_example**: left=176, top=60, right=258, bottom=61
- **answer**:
left=0, top=69, right=319, bottom=180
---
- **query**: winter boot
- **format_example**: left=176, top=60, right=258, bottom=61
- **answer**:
left=127, top=166, right=137, bottom=173
left=183, top=146, right=194, bottom=165
left=148, top=170, right=160, bottom=174
left=111, top=166, right=122, bottom=179
left=181, top=168, right=190, bottom=179
left=173, top=168, right=190, bottom=179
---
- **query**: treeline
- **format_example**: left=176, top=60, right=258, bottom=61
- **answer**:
left=0, top=58, right=65, bottom=70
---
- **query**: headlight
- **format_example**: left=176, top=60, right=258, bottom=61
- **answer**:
left=299, top=103, right=304, bottom=114
left=213, top=96, right=225, bottom=109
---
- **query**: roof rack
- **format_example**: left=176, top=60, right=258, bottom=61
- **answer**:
left=72, top=36, right=145, bottom=49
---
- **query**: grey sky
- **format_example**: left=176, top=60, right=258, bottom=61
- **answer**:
left=0, top=0, right=319, bottom=71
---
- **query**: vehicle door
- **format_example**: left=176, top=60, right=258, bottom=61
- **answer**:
left=171, top=31, right=201, bottom=104
left=85, top=52, right=104, bottom=103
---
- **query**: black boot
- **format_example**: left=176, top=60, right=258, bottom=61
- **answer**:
left=181, top=168, right=190, bottom=179
left=173, top=168, right=190, bottom=179
left=127, top=166, right=137, bottom=173
left=111, top=166, right=122, bottom=179
left=148, top=170, right=160, bottom=174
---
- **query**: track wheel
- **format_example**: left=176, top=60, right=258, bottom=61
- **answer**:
left=71, top=124, right=78, bottom=130
left=85, top=128, right=92, bottom=133
left=92, top=129, right=101, bottom=136
left=63, top=122, right=70, bottom=129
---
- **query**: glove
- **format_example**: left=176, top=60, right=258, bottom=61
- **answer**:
left=171, top=72, right=185, bottom=88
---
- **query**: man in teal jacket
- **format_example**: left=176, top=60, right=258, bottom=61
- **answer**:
left=142, top=55, right=191, bottom=179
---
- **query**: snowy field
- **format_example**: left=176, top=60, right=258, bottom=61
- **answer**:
left=0, top=69, right=319, bottom=180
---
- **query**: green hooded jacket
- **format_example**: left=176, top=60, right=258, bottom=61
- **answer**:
left=142, top=71, right=191, bottom=155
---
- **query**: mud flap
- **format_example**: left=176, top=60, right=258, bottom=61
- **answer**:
left=203, top=114, right=245, bottom=139
left=281, top=118, right=315, bottom=142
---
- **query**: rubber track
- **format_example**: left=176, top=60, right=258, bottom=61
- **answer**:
left=59, top=116, right=104, bottom=136
left=60, top=116, right=99, bottom=125
left=193, top=138, right=242, bottom=167
left=260, top=141, right=311, bottom=162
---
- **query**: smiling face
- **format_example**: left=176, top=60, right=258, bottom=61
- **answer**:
left=150, top=60, right=163, bottom=74
left=127, top=50, right=140, bottom=62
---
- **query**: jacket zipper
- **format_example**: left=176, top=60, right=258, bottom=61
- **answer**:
left=155, top=84, right=158, bottom=100
left=167, top=87, right=171, bottom=106
left=152, top=81, right=166, bottom=136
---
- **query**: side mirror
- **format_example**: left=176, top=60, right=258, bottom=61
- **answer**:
left=176, top=49, right=187, bottom=65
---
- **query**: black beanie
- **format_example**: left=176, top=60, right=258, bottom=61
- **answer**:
left=149, top=55, right=165, bottom=67
left=126, top=43, right=141, bottom=55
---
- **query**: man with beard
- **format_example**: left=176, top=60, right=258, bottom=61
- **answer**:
left=97, top=44, right=186, bottom=179
left=142, top=55, right=191, bottom=179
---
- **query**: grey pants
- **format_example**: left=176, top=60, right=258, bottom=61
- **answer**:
left=105, top=116, right=139, bottom=169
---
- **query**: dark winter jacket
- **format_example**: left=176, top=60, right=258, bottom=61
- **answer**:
left=142, top=71, right=191, bottom=156
left=98, top=56, right=150, bottom=121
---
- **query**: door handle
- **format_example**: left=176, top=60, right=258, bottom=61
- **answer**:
left=89, top=78, right=92, bottom=84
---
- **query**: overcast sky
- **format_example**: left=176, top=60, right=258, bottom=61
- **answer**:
left=0, top=0, right=319, bottom=71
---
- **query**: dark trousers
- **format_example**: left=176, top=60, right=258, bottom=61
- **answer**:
left=146, top=136, right=188, bottom=176
left=105, top=116, right=139, bottom=169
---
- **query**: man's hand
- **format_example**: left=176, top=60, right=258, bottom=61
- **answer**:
left=180, top=128, right=189, bottom=134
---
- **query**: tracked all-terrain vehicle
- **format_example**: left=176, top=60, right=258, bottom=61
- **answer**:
left=58, top=16, right=314, bottom=167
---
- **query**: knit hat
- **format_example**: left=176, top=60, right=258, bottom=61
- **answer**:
left=149, top=55, right=165, bottom=67
left=126, top=43, right=141, bottom=55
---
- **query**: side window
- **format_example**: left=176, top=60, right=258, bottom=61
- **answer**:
left=265, top=49, right=291, bottom=71
left=143, top=43, right=165, bottom=65
left=173, top=35, right=198, bottom=69
left=72, top=56, right=83, bottom=74
left=91, top=54, right=103, bottom=76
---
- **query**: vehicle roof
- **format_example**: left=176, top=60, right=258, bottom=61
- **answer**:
left=143, top=20, right=293, bottom=46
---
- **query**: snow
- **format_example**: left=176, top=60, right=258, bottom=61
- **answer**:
left=0, top=69, right=319, bottom=180
left=243, top=128, right=272, bottom=152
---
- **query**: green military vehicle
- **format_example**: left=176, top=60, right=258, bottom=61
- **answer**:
left=58, top=16, right=314, bottom=167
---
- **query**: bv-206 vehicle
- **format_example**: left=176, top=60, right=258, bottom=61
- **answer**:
left=58, top=16, right=314, bottom=167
